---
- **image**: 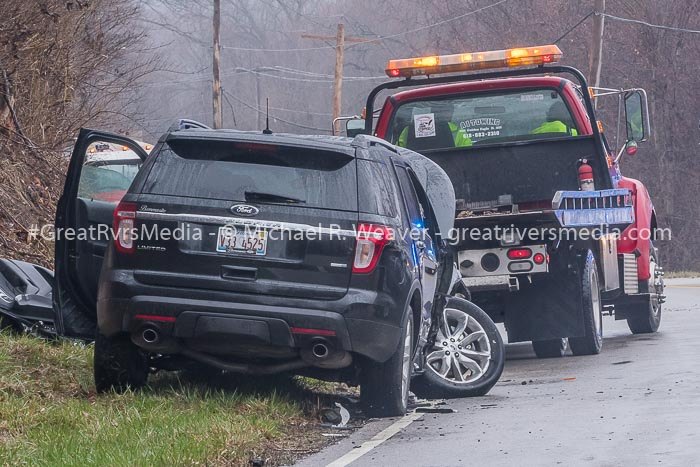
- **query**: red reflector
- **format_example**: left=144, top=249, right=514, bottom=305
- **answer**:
left=533, top=253, right=546, bottom=265
left=507, top=248, right=532, bottom=260
left=290, top=327, right=336, bottom=337
left=134, top=314, right=176, bottom=323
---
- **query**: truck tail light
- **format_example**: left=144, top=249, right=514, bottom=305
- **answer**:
left=114, top=201, right=137, bottom=254
left=353, top=223, right=392, bottom=274
left=533, top=253, right=546, bottom=265
left=507, top=247, right=532, bottom=260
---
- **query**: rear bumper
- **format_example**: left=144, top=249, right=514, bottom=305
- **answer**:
left=462, top=275, right=520, bottom=292
left=97, top=269, right=403, bottom=363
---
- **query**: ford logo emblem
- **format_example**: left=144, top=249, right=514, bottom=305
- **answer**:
left=230, top=204, right=259, bottom=216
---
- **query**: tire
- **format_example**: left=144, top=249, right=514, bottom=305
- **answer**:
left=627, top=244, right=663, bottom=334
left=360, top=312, right=413, bottom=417
left=569, top=252, right=603, bottom=356
left=94, top=332, right=149, bottom=393
left=532, top=338, right=568, bottom=358
left=413, top=297, right=504, bottom=398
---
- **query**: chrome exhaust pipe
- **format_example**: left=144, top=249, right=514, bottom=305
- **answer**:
left=312, top=342, right=329, bottom=359
left=301, top=339, right=352, bottom=369
left=141, top=327, right=159, bottom=344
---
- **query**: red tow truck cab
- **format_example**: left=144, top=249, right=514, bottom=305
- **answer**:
left=352, top=45, right=664, bottom=356
left=374, top=76, right=656, bottom=283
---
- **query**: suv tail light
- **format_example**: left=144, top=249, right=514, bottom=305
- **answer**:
left=352, top=223, right=392, bottom=274
left=114, top=201, right=137, bottom=254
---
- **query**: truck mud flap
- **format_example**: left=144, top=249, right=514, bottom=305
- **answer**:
left=0, top=259, right=56, bottom=336
left=503, top=270, right=585, bottom=342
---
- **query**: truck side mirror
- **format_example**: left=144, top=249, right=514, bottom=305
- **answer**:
left=624, top=89, right=650, bottom=143
left=346, top=119, right=367, bottom=137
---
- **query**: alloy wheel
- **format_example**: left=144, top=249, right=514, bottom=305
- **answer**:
left=425, top=307, right=491, bottom=384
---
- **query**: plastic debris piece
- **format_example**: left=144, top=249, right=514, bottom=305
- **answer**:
left=334, top=402, right=350, bottom=428
left=415, top=407, right=456, bottom=414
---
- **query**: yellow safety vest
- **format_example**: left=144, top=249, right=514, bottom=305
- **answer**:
left=397, top=122, right=473, bottom=148
left=531, top=120, right=578, bottom=136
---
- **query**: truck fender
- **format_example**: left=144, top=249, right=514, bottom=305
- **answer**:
left=617, top=176, right=654, bottom=281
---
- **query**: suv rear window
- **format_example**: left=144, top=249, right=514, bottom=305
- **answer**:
left=142, top=139, right=357, bottom=211
left=390, top=88, right=578, bottom=150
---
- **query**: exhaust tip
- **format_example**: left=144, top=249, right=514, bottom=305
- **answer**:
left=142, top=327, right=159, bottom=344
left=311, top=342, right=329, bottom=359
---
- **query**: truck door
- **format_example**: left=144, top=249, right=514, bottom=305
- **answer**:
left=54, top=128, right=149, bottom=338
left=394, top=165, right=439, bottom=332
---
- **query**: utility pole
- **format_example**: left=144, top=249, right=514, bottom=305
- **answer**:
left=589, top=0, right=605, bottom=107
left=302, top=24, right=376, bottom=135
left=333, top=23, right=345, bottom=136
left=212, top=0, right=223, bottom=129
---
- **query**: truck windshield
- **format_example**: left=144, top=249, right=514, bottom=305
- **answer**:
left=390, top=89, right=578, bottom=151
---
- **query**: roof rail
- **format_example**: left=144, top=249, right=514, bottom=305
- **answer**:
left=168, top=119, right=211, bottom=131
left=351, top=134, right=397, bottom=152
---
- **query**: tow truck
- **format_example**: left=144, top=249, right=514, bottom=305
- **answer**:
left=345, top=45, right=664, bottom=357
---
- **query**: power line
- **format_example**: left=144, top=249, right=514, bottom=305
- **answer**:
left=267, top=106, right=332, bottom=116
left=220, top=0, right=510, bottom=53
left=219, top=67, right=385, bottom=83
left=345, top=0, right=510, bottom=51
left=225, top=68, right=334, bottom=83
left=601, top=12, right=700, bottom=34
left=222, top=89, right=331, bottom=133
left=271, top=65, right=386, bottom=80
left=221, top=43, right=335, bottom=53
left=553, top=11, right=594, bottom=44
left=137, top=65, right=384, bottom=88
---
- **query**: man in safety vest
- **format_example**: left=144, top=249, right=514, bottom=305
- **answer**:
left=532, top=101, right=578, bottom=136
left=396, top=104, right=473, bottom=148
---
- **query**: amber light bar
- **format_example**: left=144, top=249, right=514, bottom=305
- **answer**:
left=385, top=45, right=563, bottom=78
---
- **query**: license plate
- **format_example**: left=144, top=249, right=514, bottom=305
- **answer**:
left=216, top=227, right=267, bottom=255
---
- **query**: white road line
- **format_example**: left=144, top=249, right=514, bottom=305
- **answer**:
left=326, top=411, right=424, bottom=467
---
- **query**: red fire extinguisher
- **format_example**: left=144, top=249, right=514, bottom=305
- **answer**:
left=578, top=159, right=595, bottom=191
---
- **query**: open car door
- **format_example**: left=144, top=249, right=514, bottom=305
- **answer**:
left=54, top=128, right=149, bottom=339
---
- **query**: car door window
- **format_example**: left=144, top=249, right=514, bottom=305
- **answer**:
left=396, top=167, right=423, bottom=225
left=396, top=166, right=436, bottom=252
left=77, top=143, right=142, bottom=203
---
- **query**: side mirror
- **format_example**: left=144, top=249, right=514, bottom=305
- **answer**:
left=346, top=119, right=367, bottom=138
left=624, top=89, right=650, bottom=143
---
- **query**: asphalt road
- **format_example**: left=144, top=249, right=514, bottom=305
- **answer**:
left=298, top=278, right=700, bottom=466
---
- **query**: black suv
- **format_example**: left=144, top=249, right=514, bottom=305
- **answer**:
left=54, top=122, right=504, bottom=416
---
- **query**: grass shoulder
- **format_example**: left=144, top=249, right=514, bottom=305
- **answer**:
left=0, top=332, right=355, bottom=465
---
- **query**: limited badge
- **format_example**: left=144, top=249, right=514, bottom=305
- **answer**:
left=414, top=113, right=435, bottom=138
